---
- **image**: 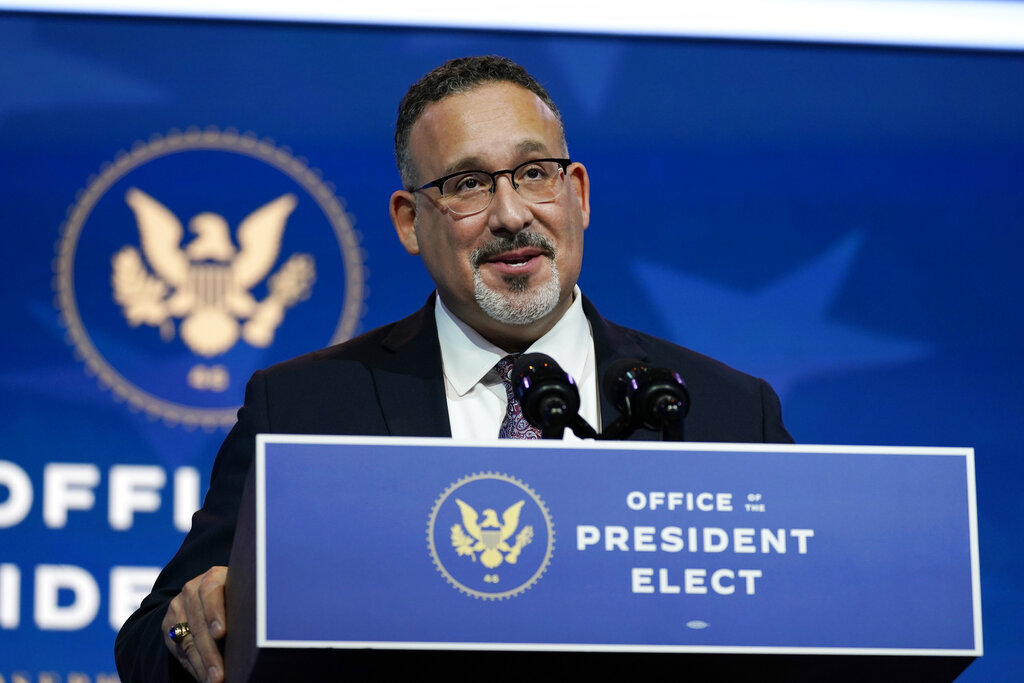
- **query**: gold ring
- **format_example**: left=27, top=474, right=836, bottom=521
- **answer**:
left=169, top=622, right=191, bottom=643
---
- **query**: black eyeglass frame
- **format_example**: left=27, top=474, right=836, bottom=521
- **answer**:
left=416, top=157, right=573, bottom=198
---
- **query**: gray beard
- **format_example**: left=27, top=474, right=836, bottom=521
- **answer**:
left=471, top=234, right=561, bottom=326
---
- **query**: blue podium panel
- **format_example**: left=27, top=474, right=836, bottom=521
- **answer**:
left=255, top=436, right=980, bottom=656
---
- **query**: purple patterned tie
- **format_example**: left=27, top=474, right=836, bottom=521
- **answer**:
left=496, top=355, right=542, bottom=439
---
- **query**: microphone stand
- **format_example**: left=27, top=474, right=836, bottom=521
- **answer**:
left=651, top=395, right=685, bottom=442
left=533, top=395, right=598, bottom=439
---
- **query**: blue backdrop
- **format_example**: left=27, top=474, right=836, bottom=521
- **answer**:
left=0, top=11, right=1021, bottom=681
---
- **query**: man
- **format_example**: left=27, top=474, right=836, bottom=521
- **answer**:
left=115, top=55, right=791, bottom=683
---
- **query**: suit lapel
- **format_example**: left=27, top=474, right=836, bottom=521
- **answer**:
left=372, top=296, right=452, bottom=437
left=583, top=297, right=660, bottom=442
left=370, top=294, right=655, bottom=440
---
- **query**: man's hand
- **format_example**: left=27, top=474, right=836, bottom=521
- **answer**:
left=161, top=566, right=228, bottom=683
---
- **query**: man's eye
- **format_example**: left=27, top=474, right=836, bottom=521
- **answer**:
left=519, top=165, right=549, bottom=182
left=453, top=175, right=487, bottom=193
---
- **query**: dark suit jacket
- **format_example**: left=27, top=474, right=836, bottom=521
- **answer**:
left=114, top=296, right=792, bottom=682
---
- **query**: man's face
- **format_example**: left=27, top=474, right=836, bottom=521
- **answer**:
left=390, top=82, right=590, bottom=350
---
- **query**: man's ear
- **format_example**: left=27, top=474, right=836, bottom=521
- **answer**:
left=568, top=162, right=591, bottom=230
left=389, top=190, right=420, bottom=255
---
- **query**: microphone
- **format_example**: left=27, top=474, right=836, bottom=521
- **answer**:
left=600, top=358, right=690, bottom=441
left=511, top=353, right=597, bottom=440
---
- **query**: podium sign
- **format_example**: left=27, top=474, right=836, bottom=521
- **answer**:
left=244, top=436, right=980, bottom=657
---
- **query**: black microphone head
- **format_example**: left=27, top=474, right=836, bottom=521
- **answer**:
left=602, top=358, right=649, bottom=416
left=511, top=353, right=580, bottom=429
left=602, top=358, right=690, bottom=430
left=633, top=367, right=690, bottom=429
left=511, top=353, right=561, bottom=386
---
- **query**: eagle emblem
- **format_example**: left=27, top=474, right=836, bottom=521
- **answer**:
left=111, top=187, right=315, bottom=359
left=451, top=498, right=534, bottom=569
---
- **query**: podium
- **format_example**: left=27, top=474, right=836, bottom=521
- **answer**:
left=225, top=436, right=980, bottom=681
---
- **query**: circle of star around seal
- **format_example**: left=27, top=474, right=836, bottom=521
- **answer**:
left=428, top=472, right=554, bottom=600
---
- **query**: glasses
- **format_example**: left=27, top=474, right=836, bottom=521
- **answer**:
left=417, top=158, right=571, bottom=216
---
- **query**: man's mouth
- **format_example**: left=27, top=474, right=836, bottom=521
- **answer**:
left=483, top=247, right=546, bottom=269
left=472, top=233, right=556, bottom=271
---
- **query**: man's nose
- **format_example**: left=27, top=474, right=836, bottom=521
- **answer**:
left=486, top=174, right=532, bottom=233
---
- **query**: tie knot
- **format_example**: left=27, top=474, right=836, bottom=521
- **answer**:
left=495, top=354, right=521, bottom=385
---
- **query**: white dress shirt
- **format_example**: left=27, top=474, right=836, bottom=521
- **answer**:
left=435, top=287, right=599, bottom=441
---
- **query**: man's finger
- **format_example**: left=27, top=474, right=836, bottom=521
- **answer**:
left=162, top=606, right=201, bottom=681
left=175, top=627, right=207, bottom=682
left=175, top=645, right=201, bottom=683
left=198, top=567, right=228, bottom=640
left=183, top=589, right=224, bottom=682
left=161, top=566, right=228, bottom=682
left=160, top=610, right=200, bottom=679
left=182, top=569, right=226, bottom=679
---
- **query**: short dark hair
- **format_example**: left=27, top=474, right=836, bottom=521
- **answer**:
left=395, top=55, right=565, bottom=189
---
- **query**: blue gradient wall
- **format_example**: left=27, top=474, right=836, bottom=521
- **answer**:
left=0, top=12, right=1021, bottom=680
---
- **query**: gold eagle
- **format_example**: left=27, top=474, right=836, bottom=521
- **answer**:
left=451, top=498, right=534, bottom=569
left=111, top=188, right=314, bottom=357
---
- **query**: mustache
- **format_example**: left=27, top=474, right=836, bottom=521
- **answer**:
left=470, top=232, right=556, bottom=268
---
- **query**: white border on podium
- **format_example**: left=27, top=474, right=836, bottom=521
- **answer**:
left=254, top=435, right=981, bottom=657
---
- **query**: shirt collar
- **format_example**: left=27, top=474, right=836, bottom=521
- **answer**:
left=435, top=286, right=591, bottom=397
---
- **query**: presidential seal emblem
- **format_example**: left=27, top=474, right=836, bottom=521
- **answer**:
left=54, top=128, right=365, bottom=428
left=428, top=472, right=554, bottom=600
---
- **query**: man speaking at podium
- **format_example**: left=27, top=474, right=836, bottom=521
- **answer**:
left=116, top=55, right=792, bottom=683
